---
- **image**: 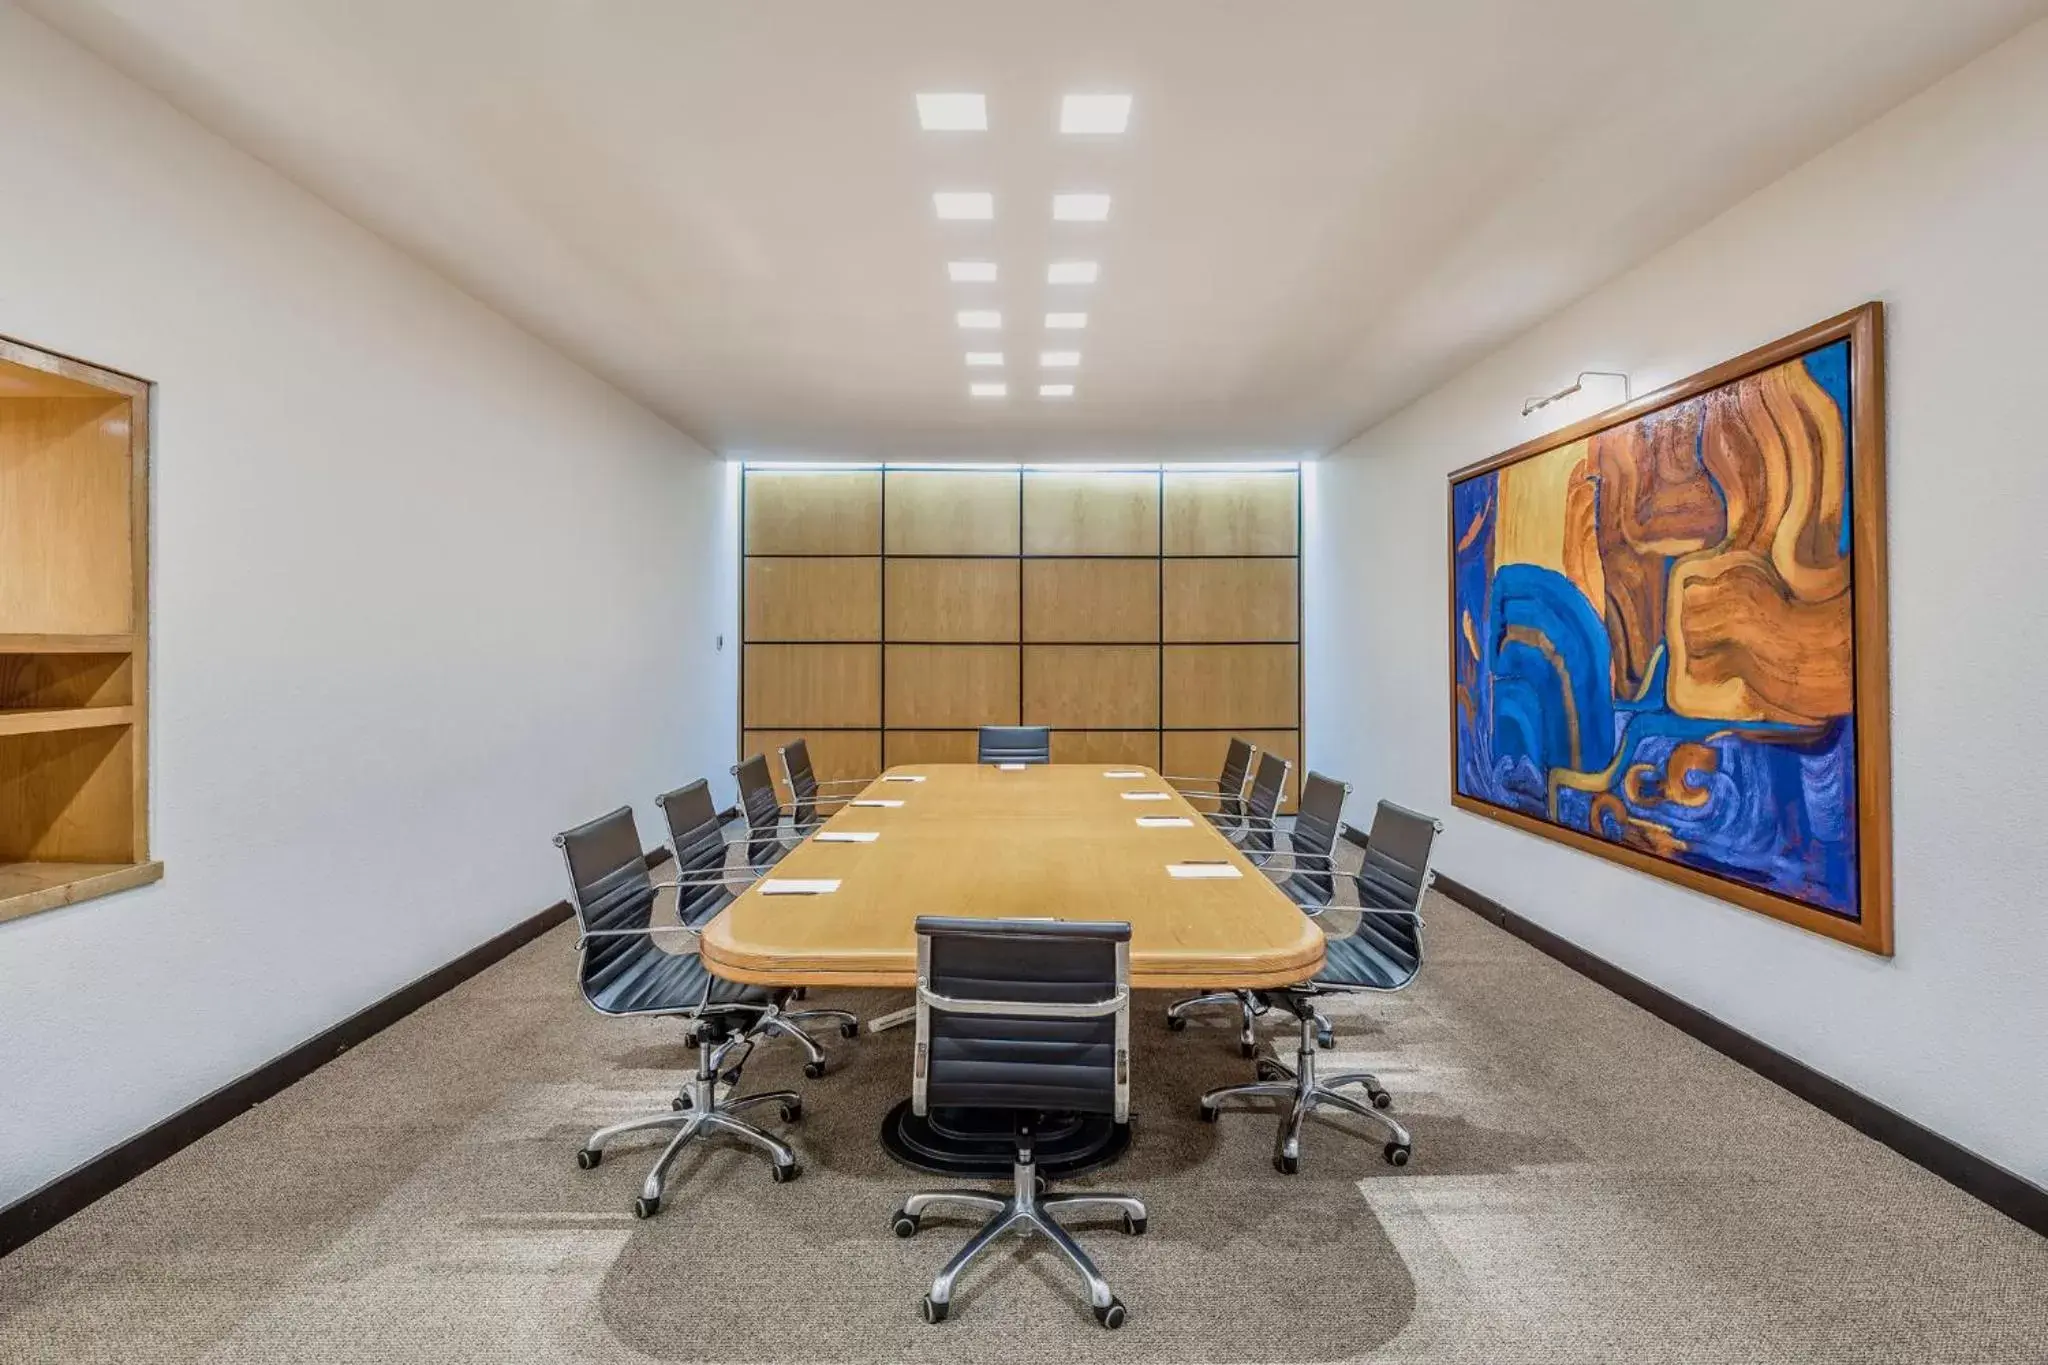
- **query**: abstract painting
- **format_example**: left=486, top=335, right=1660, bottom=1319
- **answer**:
left=1448, top=305, right=1891, bottom=952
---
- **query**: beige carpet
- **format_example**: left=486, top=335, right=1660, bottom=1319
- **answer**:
left=4, top=881, right=2046, bottom=1363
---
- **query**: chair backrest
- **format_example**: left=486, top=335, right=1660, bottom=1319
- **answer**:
left=778, top=738, right=821, bottom=833
left=1281, top=770, right=1349, bottom=906
left=977, top=725, right=1051, bottom=765
left=654, top=778, right=732, bottom=926
left=732, top=753, right=783, bottom=868
left=1216, top=736, right=1257, bottom=821
left=1339, top=800, right=1443, bottom=989
left=913, top=916, right=1132, bottom=1123
left=555, top=806, right=659, bottom=1011
left=1242, top=751, right=1292, bottom=856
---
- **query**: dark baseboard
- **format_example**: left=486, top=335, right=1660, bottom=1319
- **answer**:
left=0, top=848, right=671, bottom=1260
left=1406, top=852, right=2048, bottom=1240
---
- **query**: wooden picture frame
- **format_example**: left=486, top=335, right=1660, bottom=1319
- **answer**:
left=1446, top=304, right=1891, bottom=954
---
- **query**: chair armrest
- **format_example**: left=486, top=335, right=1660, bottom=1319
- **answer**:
left=574, top=924, right=701, bottom=951
left=917, top=987, right=1128, bottom=1020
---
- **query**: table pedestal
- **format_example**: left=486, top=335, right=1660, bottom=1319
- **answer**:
left=878, top=1099, right=1131, bottom=1180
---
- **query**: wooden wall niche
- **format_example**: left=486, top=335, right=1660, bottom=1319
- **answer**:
left=0, top=338, right=159, bottom=923
left=740, top=465, right=1302, bottom=809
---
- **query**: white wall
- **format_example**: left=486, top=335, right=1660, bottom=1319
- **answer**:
left=0, top=4, right=737, bottom=1204
left=1306, top=19, right=2048, bottom=1186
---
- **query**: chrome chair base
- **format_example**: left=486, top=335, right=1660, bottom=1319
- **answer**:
left=891, top=1149, right=1145, bottom=1328
left=1199, top=1006, right=1412, bottom=1173
left=1166, top=990, right=1333, bottom=1055
left=576, top=1025, right=806, bottom=1218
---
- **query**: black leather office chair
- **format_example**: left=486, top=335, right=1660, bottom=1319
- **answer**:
left=556, top=804, right=803, bottom=1217
left=1166, top=769, right=1347, bottom=1055
left=976, top=724, right=1051, bottom=765
left=779, top=736, right=874, bottom=836
left=733, top=752, right=792, bottom=870
left=654, top=778, right=758, bottom=928
left=1164, top=736, right=1257, bottom=836
left=1237, top=750, right=1292, bottom=862
left=889, top=917, right=1146, bottom=1329
left=655, top=778, right=859, bottom=1054
left=1199, top=799, right=1441, bottom=1173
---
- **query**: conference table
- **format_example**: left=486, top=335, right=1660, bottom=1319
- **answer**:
left=699, top=762, right=1324, bottom=1173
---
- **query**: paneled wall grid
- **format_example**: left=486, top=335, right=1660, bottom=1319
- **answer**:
left=740, top=465, right=1302, bottom=810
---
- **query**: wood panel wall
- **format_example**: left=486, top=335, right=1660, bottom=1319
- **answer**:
left=740, top=466, right=1302, bottom=808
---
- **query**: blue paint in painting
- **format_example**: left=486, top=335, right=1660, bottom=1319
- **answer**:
left=1803, top=339, right=1854, bottom=558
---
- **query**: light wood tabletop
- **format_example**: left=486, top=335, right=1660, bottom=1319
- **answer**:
left=698, top=763, right=1326, bottom=990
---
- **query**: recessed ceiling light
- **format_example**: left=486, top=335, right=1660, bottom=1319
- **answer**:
left=965, top=351, right=1004, bottom=367
left=1047, top=261, right=1100, bottom=284
left=948, top=261, right=998, bottom=283
left=1052, top=193, right=1111, bottom=222
left=934, top=191, right=995, bottom=220
left=970, top=381, right=1008, bottom=398
left=1060, top=94, right=1132, bottom=134
left=1040, top=384, right=1076, bottom=398
left=917, top=93, right=987, bottom=131
left=1045, top=312, right=1088, bottom=330
left=1040, top=350, right=1081, bottom=368
left=957, top=310, right=1002, bottom=329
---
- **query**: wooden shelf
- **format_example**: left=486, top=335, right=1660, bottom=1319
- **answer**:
left=0, top=860, right=163, bottom=924
left=0, top=706, right=135, bottom=738
left=0, top=634, right=137, bottom=654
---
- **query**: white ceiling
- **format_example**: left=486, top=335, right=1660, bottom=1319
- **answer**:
left=26, top=0, right=2047, bottom=459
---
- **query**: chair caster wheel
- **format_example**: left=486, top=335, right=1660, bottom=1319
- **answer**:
left=575, top=1148, right=601, bottom=1170
left=671, top=1097, right=688, bottom=1111
left=720, top=1068, right=744, bottom=1087
left=1122, top=1212, right=1147, bottom=1235
left=920, top=1295, right=949, bottom=1324
left=1384, top=1142, right=1411, bottom=1166
left=1274, top=1153, right=1299, bottom=1175
left=632, top=1195, right=660, bottom=1219
left=1093, top=1298, right=1126, bottom=1329
left=771, top=1161, right=802, bottom=1184
left=1239, top=1040, right=1258, bottom=1059
left=803, top=1060, right=827, bottom=1079
left=1165, top=1015, right=1187, bottom=1032
left=891, top=1210, right=920, bottom=1238
left=1368, top=1088, right=1392, bottom=1110
left=1197, top=1104, right=1218, bottom=1124
left=839, top=1021, right=860, bottom=1039
left=1316, top=1030, right=1334, bottom=1050
left=1033, top=1174, right=1049, bottom=1196
left=779, top=1099, right=803, bottom=1123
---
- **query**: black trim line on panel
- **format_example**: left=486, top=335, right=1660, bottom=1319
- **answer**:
left=1365, top=843, right=2048, bottom=1241
left=0, top=848, right=673, bottom=1260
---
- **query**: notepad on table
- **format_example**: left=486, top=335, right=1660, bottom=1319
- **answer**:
left=882, top=774, right=926, bottom=783
left=1135, top=815, right=1193, bottom=828
left=1120, top=791, right=1171, bottom=801
left=1103, top=769, right=1147, bottom=779
left=850, top=798, right=904, bottom=808
left=760, top=878, right=841, bottom=895
left=1166, top=862, right=1243, bottom=880
left=815, top=831, right=879, bottom=843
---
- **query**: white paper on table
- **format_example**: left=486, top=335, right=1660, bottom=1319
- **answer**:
left=760, top=878, right=842, bottom=895
left=882, top=775, right=927, bottom=783
left=1166, top=862, right=1243, bottom=880
left=997, top=762, right=1027, bottom=771
left=1120, top=791, right=1172, bottom=801
left=815, top=831, right=880, bottom=843
left=1102, top=769, right=1146, bottom=779
left=850, top=799, right=905, bottom=808
left=1135, top=815, right=1194, bottom=828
